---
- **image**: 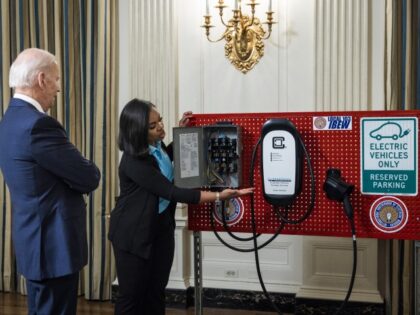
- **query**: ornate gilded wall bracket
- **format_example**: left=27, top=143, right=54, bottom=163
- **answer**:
left=201, top=1, right=275, bottom=74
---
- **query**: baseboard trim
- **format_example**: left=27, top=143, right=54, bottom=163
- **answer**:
left=112, top=285, right=385, bottom=314
left=199, top=288, right=295, bottom=313
left=295, top=298, right=385, bottom=315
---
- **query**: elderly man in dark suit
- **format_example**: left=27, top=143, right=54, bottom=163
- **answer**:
left=0, top=48, right=100, bottom=315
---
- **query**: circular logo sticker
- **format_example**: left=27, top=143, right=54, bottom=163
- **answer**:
left=213, top=197, right=244, bottom=226
left=314, top=117, right=327, bottom=129
left=369, top=196, right=408, bottom=233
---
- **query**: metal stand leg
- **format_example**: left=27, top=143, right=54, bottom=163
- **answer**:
left=194, top=231, right=203, bottom=315
left=416, top=240, right=420, bottom=315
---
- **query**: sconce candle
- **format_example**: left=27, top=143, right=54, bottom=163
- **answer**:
left=206, top=0, right=210, bottom=15
left=268, top=0, right=272, bottom=11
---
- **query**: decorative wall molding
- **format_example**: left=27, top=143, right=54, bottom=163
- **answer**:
left=188, top=232, right=303, bottom=293
left=167, top=209, right=191, bottom=290
left=315, top=0, right=370, bottom=111
left=298, top=236, right=382, bottom=303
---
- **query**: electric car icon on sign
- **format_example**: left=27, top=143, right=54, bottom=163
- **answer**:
left=369, top=122, right=410, bottom=141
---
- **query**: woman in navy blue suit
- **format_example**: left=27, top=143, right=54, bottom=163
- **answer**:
left=109, top=99, right=253, bottom=315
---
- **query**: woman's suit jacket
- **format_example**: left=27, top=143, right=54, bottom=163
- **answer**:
left=108, top=144, right=200, bottom=259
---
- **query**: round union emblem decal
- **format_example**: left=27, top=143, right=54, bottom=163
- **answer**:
left=314, top=117, right=327, bottom=130
left=369, top=196, right=408, bottom=233
left=213, top=197, right=244, bottom=226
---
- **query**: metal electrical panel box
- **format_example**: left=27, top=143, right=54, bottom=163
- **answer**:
left=173, top=124, right=242, bottom=189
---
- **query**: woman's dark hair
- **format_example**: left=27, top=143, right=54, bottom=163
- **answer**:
left=118, top=98, right=155, bottom=157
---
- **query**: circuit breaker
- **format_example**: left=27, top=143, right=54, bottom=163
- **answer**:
left=173, top=123, right=242, bottom=189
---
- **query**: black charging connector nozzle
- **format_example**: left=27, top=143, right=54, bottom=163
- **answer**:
left=323, top=169, right=354, bottom=220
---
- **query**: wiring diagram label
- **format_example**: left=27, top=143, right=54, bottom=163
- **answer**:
left=361, top=117, right=418, bottom=195
left=179, top=133, right=199, bottom=178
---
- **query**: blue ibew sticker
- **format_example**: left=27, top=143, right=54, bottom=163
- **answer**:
left=313, top=116, right=352, bottom=130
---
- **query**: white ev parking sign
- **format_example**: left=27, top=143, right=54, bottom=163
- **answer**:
left=361, top=117, right=418, bottom=195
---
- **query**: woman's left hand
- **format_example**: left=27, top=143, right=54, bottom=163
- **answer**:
left=179, top=111, right=193, bottom=127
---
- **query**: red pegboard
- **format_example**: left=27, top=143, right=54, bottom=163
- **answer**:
left=186, top=110, right=420, bottom=240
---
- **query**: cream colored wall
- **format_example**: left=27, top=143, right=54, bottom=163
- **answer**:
left=118, top=0, right=386, bottom=302
left=178, top=0, right=315, bottom=114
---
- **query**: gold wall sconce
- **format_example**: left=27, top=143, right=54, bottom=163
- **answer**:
left=202, top=0, right=276, bottom=74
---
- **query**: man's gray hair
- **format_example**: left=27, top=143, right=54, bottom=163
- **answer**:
left=9, top=48, right=57, bottom=88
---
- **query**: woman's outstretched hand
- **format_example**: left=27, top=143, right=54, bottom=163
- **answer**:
left=220, top=187, right=254, bottom=200
left=199, top=187, right=254, bottom=203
